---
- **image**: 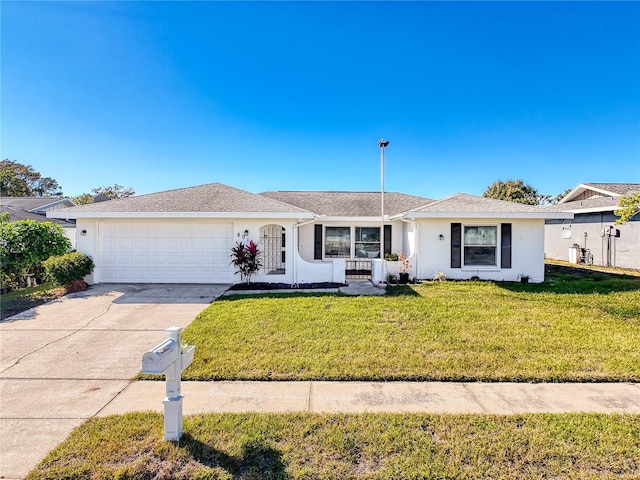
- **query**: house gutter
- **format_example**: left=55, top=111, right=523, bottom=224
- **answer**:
left=292, top=216, right=321, bottom=286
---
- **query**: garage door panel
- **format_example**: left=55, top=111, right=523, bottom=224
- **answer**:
left=97, top=222, right=233, bottom=283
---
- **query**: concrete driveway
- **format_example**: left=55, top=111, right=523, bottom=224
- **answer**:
left=0, top=283, right=228, bottom=480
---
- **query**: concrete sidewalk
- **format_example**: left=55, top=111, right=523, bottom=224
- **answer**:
left=100, top=380, right=640, bottom=416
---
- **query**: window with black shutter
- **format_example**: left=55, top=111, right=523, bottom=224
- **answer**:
left=384, top=225, right=392, bottom=256
left=451, top=223, right=461, bottom=268
left=501, top=223, right=512, bottom=269
left=314, top=224, right=323, bottom=260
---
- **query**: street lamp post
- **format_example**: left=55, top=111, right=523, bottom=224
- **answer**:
left=378, top=139, right=389, bottom=262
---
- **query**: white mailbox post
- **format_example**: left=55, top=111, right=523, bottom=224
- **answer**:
left=141, top=326, right=195, bottom=441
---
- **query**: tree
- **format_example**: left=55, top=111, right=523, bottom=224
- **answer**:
left=91, top=184, right=135, bottom=199
left=483, top=179, right=547, bottom=206
left=554, top=188, right=573, bottom=204
left=614, top=191, right=640, bottom=225
left=0, top=219, right=72, bottom=286
left=71, top=184, right=136, bottom=204
left=71, top=193, right=94, bottom=205
left=0, top=159, right=63, bottom=197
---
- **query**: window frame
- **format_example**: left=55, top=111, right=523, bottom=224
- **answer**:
left=354, top=226, right=381, bottom=259
left=324, top=226, right=351, bottom=258
left=322, top=225, right=383, bottom=259
left=462, top=224, right=500, bottom=269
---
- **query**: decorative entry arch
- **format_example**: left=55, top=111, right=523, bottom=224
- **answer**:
left=260, top=224, right=286, bottom=275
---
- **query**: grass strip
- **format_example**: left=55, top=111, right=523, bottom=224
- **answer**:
left=27, top=412, right=640, bottom=479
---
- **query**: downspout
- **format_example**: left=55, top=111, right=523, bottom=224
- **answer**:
left=292, top=216, right=320, bottom=286
left=400, top=217, right=419, bottom=279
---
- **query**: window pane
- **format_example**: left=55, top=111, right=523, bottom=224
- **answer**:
left=355, top=227, right=380, bottom=242
left=325, top=227, right=350, bottom=257
left=464, top=246, right=497, bottom=266
left=355, top=227, right=380, bottom=258
left=464, top=226, right=496, bottom=246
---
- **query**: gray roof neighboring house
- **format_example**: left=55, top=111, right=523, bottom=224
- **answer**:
left=1, top=197, right=76, bottom=227
left=397, top=193, right=573, bottom=219
left=259, top=191, right=434, bottom=217
left=560, top=183, right=639, bottom=204
left=547, top=197, right=622, bottom=213
left=576, top=183, right=639, bottom=196
left=553, top=182, right=639, bottom=213
left=47, top=183, right=314, bottom=219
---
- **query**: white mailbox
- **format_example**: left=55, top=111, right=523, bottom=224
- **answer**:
left=140, top=326, right=194, bottom=441
left=142, top=338, right=180, bottom=374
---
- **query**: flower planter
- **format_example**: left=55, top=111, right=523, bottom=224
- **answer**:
left=399, top=273, right=410, bottom=284
left=181, top=345, right=195, bottom=371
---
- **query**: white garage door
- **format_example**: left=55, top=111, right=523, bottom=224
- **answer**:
left=98, top=222, right=233, bottom=283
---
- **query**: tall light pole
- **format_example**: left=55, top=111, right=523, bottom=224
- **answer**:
left=378, top=139, right=389, bottom=260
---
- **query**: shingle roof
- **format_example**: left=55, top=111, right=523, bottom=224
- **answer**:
left=0, top=197, right=76, bottom=226
left=549, top=196, right=621, bottom=212
left=580, top=183, right=639, bottom=196
left=259, top=191, right=434, bottom=217
left=403, top=193, right=572, bottom=219
left=51, top=183, right=312, bottom=216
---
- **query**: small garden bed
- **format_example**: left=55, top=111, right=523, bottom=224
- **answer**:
left=0, top=283, right=66, bottom=320
left=229, top=282, right=345, bottom=291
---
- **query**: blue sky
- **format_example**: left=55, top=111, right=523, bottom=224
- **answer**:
left=2, top=1, right=639, bottom=200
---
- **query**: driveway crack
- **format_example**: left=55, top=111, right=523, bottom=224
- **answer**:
left=0, top=302, right=115, bottom=374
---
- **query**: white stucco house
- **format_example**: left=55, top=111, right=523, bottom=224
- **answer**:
left=47, top=182, right=571, bottom=284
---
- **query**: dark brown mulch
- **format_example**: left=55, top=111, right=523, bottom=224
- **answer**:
left=229, top=282, right=345, bottom=291
left=0, top=288, right=66, bottom=320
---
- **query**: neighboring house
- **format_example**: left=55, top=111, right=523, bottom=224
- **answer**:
left=1, top=197, right=77, bottom=249
left=545, top=183, right=639, bottom=270
left=47, top=182, right=571, bottom=284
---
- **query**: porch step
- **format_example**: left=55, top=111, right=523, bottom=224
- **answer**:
left=339, top=281, right=386, bottom=296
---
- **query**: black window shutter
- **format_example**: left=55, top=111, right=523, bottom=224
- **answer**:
left=451, top=223, right=461, bottom=268
left=501, top=223, right=512, bottom=269
left=314, top=224, right=323, bottom=260
left=384, top=225, right=392, bottom=256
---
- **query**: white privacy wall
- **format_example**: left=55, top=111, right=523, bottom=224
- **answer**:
left=416, top=218, right=546, bottom=283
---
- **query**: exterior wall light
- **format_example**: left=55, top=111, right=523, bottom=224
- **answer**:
left=80, top=230, right=87, bottom=236
left=439, top=234, right=444, bottom=241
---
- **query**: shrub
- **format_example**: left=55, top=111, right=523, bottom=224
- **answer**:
left=0, top=220, right=72, bottom=285
left=43, top=251, right=94, bottom=287
left=230, top=240, right=261, bottom=284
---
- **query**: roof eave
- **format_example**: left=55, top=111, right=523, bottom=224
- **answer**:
left=46, top=211, right=315, bottom=220
left=404, top=212, right=574, bottom=220
left=560, top=183, right=622, bottom=203
left=27, top=198, right=76, bottom=213
left=562, top=205, right=618, bottom=214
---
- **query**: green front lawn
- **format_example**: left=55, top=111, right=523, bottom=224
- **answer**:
left=182, top=265, right=640, bottom=382
left=27, top=412, right=640, bottom=479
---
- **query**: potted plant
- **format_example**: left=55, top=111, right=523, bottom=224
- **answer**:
left=398, top=253, right=410, bottom=284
